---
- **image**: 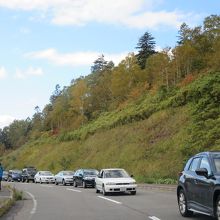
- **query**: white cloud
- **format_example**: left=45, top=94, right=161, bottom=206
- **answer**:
left=26, top=48, right=127, bottom=66
left=0, top=66, right=7, bottom=79
left=0, top=115, right=15, bottom=129
left=0, top=0, right=199, bottom=29
left=15, top=66, right=44, bottom=79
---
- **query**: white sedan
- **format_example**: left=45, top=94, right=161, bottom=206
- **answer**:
left=95, top=168, right=137, bottom=195
left=34, top=171, right=55, bottom=184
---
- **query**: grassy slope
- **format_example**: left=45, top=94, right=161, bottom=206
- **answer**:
left=1, top=106, right=189, bottom=183
left=2, top=72, right=220, bottom=183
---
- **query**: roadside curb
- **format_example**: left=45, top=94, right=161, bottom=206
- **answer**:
left=138, top=184, right=176, bottom=192
left=0, top=185, right=15, bottom=217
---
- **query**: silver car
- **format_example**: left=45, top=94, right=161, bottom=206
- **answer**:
left=55, top=171, right=74, bottom=186
left=34, top=171, right=55, bottom=184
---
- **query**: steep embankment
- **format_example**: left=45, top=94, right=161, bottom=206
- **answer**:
left=1, top=72, right=220, bottom=183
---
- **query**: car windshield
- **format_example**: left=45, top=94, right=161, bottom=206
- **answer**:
left=84, top=170, right=98, bottom=176
left=27, top=168, right=37, bottom=174
left=63, top=171, right=74, bottom=176
left=104, top=169, right=130, bottom=178
left=41, top=172, right=53, bottom=176
left=13, top=170, right=22, bottom=174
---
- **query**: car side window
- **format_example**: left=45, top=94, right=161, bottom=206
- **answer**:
left=199, top=157, right=211, bottom=175
left=100, top=171, right=104, bottom=178
left=189, top=157, right=200, bottom=172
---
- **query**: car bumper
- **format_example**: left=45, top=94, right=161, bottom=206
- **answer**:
left=12, top=178, right=21, bottom=182
left=64, top=179, right=73, bottom=184
left=105, top=184, right=137, bottom=193
left=84, top=179, right=95, bottom=186
left=41, top=179, right=55, bottom=183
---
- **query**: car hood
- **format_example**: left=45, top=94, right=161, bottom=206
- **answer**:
left=84, top=175, right=97, bottom=178
left=38, top=175, right=54, bottom=178
left=99, top=177, right=136, bottom=183
left=63, top=175, right=73, bottom=179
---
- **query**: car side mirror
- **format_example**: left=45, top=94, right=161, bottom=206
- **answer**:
left=196, top=168, right=208, bottom=178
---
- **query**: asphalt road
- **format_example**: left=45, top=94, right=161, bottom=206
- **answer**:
left=1, top=182, right=214, bottom=220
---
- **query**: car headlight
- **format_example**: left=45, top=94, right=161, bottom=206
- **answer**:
left=106, top=182, right=116, bottom=185
left=130, top=181, right=136, bottom=184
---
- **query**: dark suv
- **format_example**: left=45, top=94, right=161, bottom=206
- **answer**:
left=73, top=169, right=98, bottom=188
left=21, top=167, right=37, bottom=183
left=177, top=151, right=220, bottom=219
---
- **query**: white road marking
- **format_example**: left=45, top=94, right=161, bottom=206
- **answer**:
left=26, top=191, right=37, bottom=215
left=97, top=196, right=122, bottom=204
left=66, top=188, right=81, bottom=193
left=40, top=185, right=54, bottom=188
left=149, top=216, right=161, bottom=220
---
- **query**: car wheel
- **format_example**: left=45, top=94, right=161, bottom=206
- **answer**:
left=62, top=179, right=66, bottom=186
left=96, top=185, right=100, bottom=193
left=55, top=180, right=58, bottom=185
left=83, top=181, right=86, bottom=188
left=27, top=179, right=29, bottom=183
left=216, top=195, right=220, bottom=220
left=178, top=189, right=193, bottom=217
left=74, top=180, right=77, bottom=187
left=102, top=185, right=107, bottom=196
left=40, top=179, right=42, bottom=184
left=131, top=191, right=136, bottom=195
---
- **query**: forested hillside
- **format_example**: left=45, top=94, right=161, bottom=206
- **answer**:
left=0, top=15, right=220, bottom=182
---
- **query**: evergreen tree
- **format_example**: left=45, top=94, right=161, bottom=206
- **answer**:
left=135, top=31, right=156, bottom=69
left=91, top=54, right=108, bottom=73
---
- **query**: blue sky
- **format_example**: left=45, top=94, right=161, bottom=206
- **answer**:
left=0, top=0, right=219, bottom=128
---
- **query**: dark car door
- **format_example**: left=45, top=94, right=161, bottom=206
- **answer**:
left=78, top=170, right=83, bottom=186
left=194, top=157, right=214, bottom=212
left=184, top=157, right=201, bottom=205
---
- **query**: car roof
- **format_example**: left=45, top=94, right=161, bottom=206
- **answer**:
left=101, top=168, right=125, bottom=171
left=195, top=151, right=220, bottom=157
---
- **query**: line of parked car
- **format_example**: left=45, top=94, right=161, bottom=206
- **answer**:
left=2, top=167, right=137, bottom=196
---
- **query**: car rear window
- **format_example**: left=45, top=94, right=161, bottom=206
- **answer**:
left=213, top=158, right=220, bottom=173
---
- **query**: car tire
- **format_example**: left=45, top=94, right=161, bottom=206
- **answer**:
left=62, top=179, right=66, bottom=186
left=55, top=180, right=58, bottom=185
left=215, top=195, right=220, bottom=220
left=96, top=186, right=100, bottom=193
left=40, top=179, right=42, bottom=184
left=131, top=191, right=136, bottom=195
left=83, top=181, right=86, bottom=188
left=102, top=185, right=107, bottom=196
left=74, top=180, right=77, bottom=187
left=178, top=189, right=193, bottom=217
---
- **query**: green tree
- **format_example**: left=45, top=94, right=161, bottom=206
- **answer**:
left=136, top=31, right=156, bottom=69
